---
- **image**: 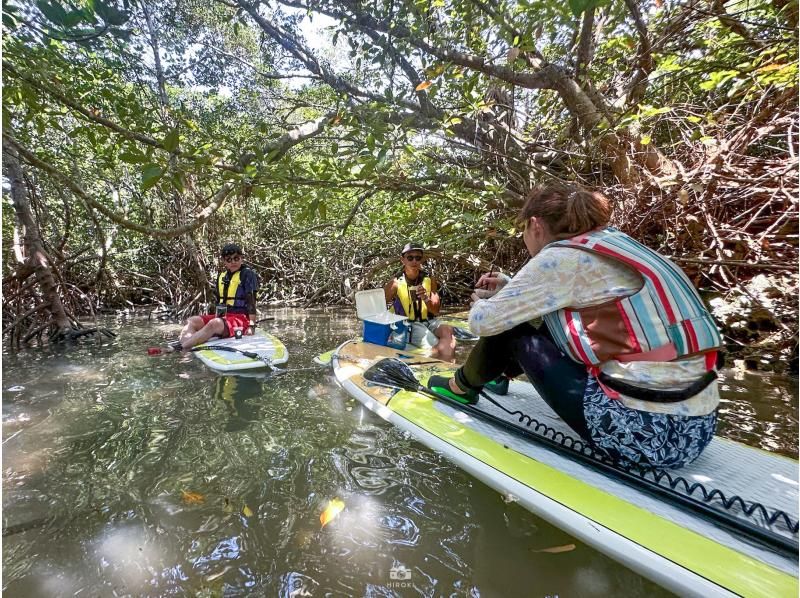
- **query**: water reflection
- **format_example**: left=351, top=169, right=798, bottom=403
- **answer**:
left=718, top=369, right=798, bottom=457
left=3, top=309, right=794, bottom=595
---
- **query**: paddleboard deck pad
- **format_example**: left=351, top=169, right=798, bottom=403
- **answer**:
left=332, top=340, right=798, bottom=597
left=194, top=332, right=288, bottom=372
left=314, top=340, right=428, bottom=366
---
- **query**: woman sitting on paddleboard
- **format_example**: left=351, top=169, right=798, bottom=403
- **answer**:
left=428, top=185, right=722, bottom=468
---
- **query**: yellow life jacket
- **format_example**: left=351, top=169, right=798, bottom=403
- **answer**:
left=394, top=274, right=432, bottom=321
left=217, top=269, right=246, bottom=309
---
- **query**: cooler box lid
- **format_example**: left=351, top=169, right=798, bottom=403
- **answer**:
left=362, top=312, right=409, bottom=325
left=355, top=289, right=407, bottom=323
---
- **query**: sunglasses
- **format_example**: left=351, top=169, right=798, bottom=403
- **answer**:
left=404, top=254, right=423, bottom=262
left=224, top=255, right=242, bottom=263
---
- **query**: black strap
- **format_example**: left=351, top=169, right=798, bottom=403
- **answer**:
left=598, top=370, right=718, bottom=403
left=219, top=271, right=233, bottom=303
left=404, top=271, right=429, bottom=322
left=192, top=344, right=259, bottom=360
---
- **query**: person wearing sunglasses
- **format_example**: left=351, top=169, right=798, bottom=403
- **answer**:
left=168, top=243, right=259, bottom=351
left=384, top=241, right=456, bottom=360
left=426, top=185, right=722, bottom=469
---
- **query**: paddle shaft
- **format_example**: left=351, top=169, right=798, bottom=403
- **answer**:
left=191, top=344, right=277, bottom=372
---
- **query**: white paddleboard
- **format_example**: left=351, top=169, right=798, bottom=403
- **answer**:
left=194, top=332, right=288, bottom=372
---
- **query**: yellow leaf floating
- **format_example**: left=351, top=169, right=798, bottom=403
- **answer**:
left=242, top=504, right=254, bottom=517
left=181, top=490, right=205, bottom=504
left=320, top=498, right=345, bottom=527
left=415, top=80, right=433, bottom=92
left=533, top=543, right=576, bottom=554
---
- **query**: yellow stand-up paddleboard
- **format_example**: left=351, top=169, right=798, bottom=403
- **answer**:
left=332, top=339, right=798, bottom=597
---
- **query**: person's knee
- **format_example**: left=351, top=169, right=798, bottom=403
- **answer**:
left=187, top=316, right=205, bottom=329
left=204, top=318, right=225, bottom=335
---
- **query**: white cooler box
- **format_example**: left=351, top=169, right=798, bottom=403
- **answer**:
left=355, top=289, right=410, bottom=350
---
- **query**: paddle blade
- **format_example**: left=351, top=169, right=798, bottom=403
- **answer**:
left=452, top=327, right=478, bottom=341
left=362, top=358, right=421, bottom=392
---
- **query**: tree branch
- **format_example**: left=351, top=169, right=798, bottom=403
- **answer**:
left=623, top=0, right=654, bottom=106
left=3, top=60, right=242, bottom=173
left=4, top=135, right=234, bottom=239
left=339, top=190, right=377, bottom=236
left=575, top=7, right=596, bottom=82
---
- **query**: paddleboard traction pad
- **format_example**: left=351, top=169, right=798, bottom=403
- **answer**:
left=194, top=332, right=288, bottom=371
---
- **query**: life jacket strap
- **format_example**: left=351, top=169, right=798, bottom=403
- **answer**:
left=597, top=370, right=718, bottom=403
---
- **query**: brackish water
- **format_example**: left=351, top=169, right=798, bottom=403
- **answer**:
left=3, top=309, right=797, bottom=596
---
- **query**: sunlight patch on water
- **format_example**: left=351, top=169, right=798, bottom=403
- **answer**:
left=91, top=523, right=165, bottom=591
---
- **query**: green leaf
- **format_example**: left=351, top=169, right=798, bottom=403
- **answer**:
left=360, top=159, right=376, bottom=178
left=63, top=9, right=84, bottom=27
left=568, top=0, right=601, bottom=17
left=36, top=0, right=68, bottom=25
left=141, top=163, right=163, bottom=191
left=2, top=107, right=12, bottom=131
left=163, top=129, right=180, bottom=152
left=639, top=105, right=672, bottom=117
left=119, top=151, right=146, bottom=164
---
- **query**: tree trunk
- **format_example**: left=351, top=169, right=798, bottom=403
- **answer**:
left=3, top=143, right=73, bottom=338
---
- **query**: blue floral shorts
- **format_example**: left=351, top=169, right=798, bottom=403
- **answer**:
left=582, top=376, right=717, bottom=469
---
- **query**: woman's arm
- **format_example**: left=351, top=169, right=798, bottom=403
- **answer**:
left=468, top=249, right=578, bottom=336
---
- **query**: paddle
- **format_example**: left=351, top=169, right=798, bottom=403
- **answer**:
left=361, top=358, right=798, bottom=554
left=191, top=344, right=278, bottom=372
left=192, top=318, right=281, bottom=372
left=451, top=326, right=478, bottom=342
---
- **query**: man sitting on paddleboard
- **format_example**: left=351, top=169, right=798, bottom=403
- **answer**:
left=384, top=242, right=456, bottom=360
left=427, top=185, right=722, bottom=469
left=168, top=243, right=258, bottom=351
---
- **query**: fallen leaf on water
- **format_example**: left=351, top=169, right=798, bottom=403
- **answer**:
left=533, top=544, right=576, bottom=554
left=206, top=565, right=233, bottom=582
left=415, top=80, right=433, bottom=91
left=223, top=497, right=234, bottom=513
left=320, top=498, right=345, bottom=527
left=242, top=504, right=254, bottom=517
left=181, top=490, right=205, bottom=504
